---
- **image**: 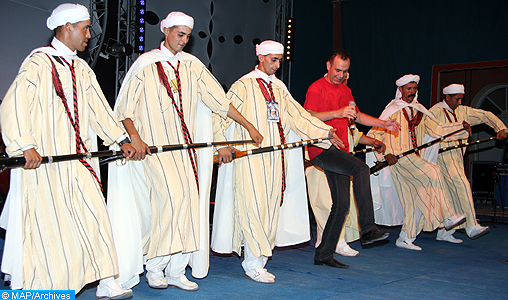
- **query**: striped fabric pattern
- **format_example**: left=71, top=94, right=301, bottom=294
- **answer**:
left=217, top=77, right=332, bottom=258
left=369, top=109, right=465, bottom=238
left=256, top=78, right=286, bottom=206
left=155, top=61, right=199, bottom=191
left=430, top=104, right=508, bottom=228
left=0, top=51, right=125, bottom=291
left=114, top=60, right=228, bottom=259
left=49, top=55, right=102, bottom=190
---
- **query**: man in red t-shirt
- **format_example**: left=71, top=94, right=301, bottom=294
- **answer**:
left=304, top=50, right=399, bottom=268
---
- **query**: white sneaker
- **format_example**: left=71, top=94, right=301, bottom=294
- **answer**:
left=146, top=271, right=168, bottom=289
left=336, top=244, right=360, bottom=257
left=396, top=238, right=422, bottom=251
left=466, top=225, right=490, bottom=240
left=245, top=267, right=275, bottom=284
left=166, top=274, right=198, bottom=291
left=96, top=280, right=133, bottom=300
left=443, top=214, right=467, bottom=230
left=436, top=229, right=463, bottom=244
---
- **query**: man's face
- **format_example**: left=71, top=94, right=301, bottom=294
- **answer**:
left=258, top=54, right=283, bottom=76
left=445, top=93, right=464, bottom=110
left=399, top=82, right=418, bottom=103
left=326, top=57, right=350, bottom=85
left=68, top=20, right=91, bottom=52
left=163, top=25, right=192, bottom=55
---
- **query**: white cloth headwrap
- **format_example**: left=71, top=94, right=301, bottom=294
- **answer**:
left=46, top=3, right=90, bottom=30
left=396, top=74, right=420, bottom=87
left=160, top=11, right=194, bottom=32
left=256, top=40, right=284, bottom=56
left=443, top=83, right=465, bottom=95
left=395, top=74, right=420, bottom=100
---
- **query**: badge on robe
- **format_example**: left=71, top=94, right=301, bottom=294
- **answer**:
left=266, top=101, right=280, bottom=122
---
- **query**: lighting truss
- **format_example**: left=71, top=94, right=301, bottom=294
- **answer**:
left=83, top=0, right=108, bottom=69
left=115, top=0, right=139, bottom=94
left=275, top=0, right=293, bottom=89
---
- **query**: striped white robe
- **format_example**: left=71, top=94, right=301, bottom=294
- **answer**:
left=107, top=45, right=228, bottom=287
left=212, top=69, right=332, bottom=258
left=429, top=101, right=507, bottom=228
left=0, top=46, right=124, bottom=292
left=368, top=99, right=468, bottom=238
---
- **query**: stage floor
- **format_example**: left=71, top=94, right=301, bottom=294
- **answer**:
left=2, top=220, right=506, bottom=300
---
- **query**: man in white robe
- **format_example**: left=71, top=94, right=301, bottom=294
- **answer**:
left=211, top=40, right=352, bottom=283
left=368, top=74, right=469, bottom=251
left=0, top=4, right=135, bottom=298
left=106, top=11, right=262, bottom=291
left=428, top=83, right=506, bottom=242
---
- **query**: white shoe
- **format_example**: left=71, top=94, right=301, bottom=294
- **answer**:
left=245, top=267, right=275, bottom=284
left=146, top=271, right=168, bottom=289
left=436, top=229, right=463, bottom=244
left=466, top=225, right=490, bottom=239
left=396, top=238, right=422, bottom=251
left=166, top=274, right=198, bottom=291
left=262, top=268, right=275, bottom=279
left=96, top=280, right=133, bottom=300
left=336, top=244, right=359, bottom=257
left=443, top=214, right=467, bottom=230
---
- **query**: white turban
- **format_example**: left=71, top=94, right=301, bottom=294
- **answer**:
left=46, top=3, right=90, bottom=30
left=160, top=11, right=194, bottom=32
left=443, top=83, right=465, bottom=95
left=396, top=74, right=420, bottom=87
left=256, top=40, right=284, bottom=56
left=395, top=74, right=420, bottom=100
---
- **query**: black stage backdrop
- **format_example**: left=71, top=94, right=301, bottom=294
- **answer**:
left=335, top=0, right=508, bottom=118
left=1, top=0, right=507, bottom=119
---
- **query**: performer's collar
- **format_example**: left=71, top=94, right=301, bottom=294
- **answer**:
left=441, top=99, right=454, bottom=112
left=254, top=65, right=273, bottom=83
left=397, top=98, right=419, bottom=105
left=51, top=37, right=77, bottom=60
left=160, top=41, right=181, bottom=62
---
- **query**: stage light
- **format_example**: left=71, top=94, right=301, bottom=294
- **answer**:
left=103, top=38, right=133, bottom=58
left=284, top=18, right=294, bottom=61
left=134, top=0, right=146, bottom=53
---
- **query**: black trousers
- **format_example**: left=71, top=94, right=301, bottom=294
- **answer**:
left=311, top=146, right=378, bottom=261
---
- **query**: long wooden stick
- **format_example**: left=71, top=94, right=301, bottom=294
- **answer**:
left=439, top=136, right=497, bottom=153
left=99, top=139, right=255, bottom=165
left=350, top=147, right=376, bottom=155
left=213, top=137, right=332, bottom=164
left=350, top=135, right=491, bottom=156
left=370, top=128, right=465, bottom=174
left=0, top=140, right=255, bottom=171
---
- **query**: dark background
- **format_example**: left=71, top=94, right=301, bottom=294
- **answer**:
left=2, top=0, right=507, bottom=119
